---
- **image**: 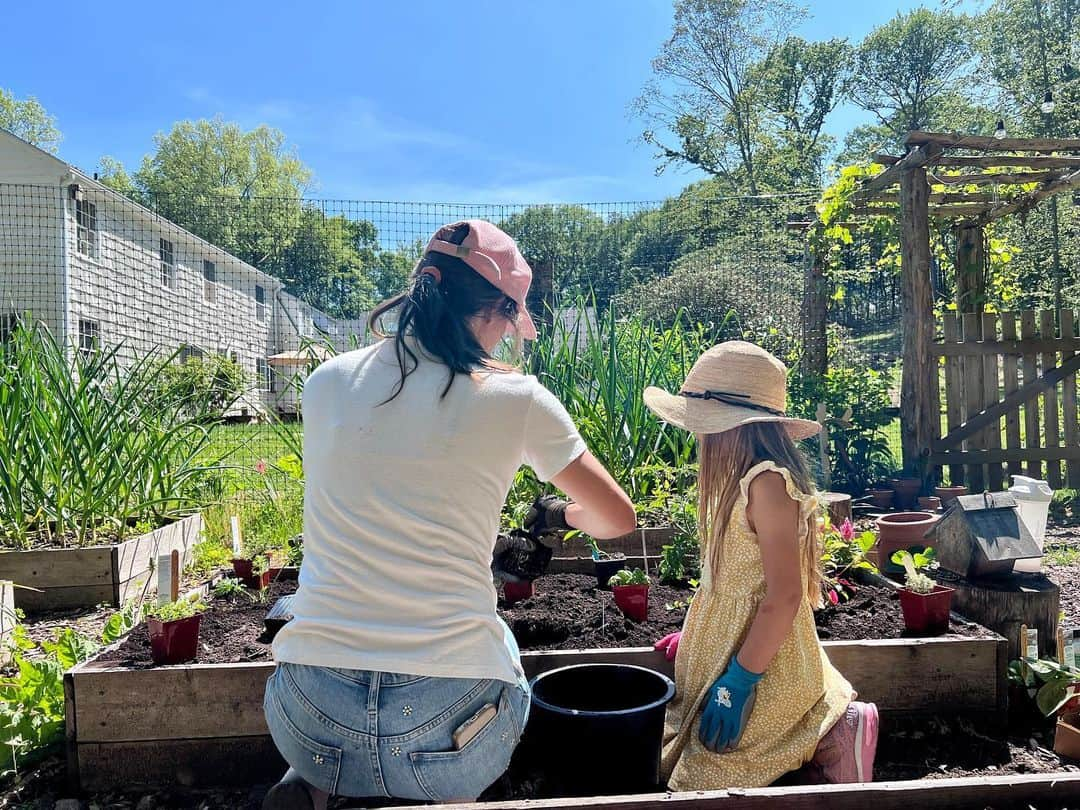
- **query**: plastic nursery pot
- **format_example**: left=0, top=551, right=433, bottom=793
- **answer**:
left=935, top=485, right=969, bottom=506
left=594, top=556, right=627, bottom=590
left=918, top=496, right=942, bottom=512
left=527, top=664, right=675, bottom=795
left=612, top=584, right=650, bottom=622
left=231, top=558, right=253, bottom=580
left=503, top=580, right=534, bottom=605
left=875, top=511, right=938, bottom=575
left=148, top=614, right=202, bottom=665
left=891, top=478, right=922, bottom=511
left=897, top=585, right=954, bottom=636
left=866, top=487, right=895, bottom=510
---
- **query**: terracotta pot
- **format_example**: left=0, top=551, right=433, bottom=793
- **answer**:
left=612, top=584, right=650, bottom=622
left=231, top=558, right=253, bottom=580
left=898, top=585, right=953, bottom=635
left=595, top=556, right=627, bottom=590
left=875, top=511, right=938, bottom=574
left=148, top=614, right=202, bottom=665
left=866, top=488, right=895, bottom=510
left=891, top=478, right=922, bottom=510
left=503, top=580, right=534, bottom=605
left=935, top=485, right=969, bottom=506
left=918, top=496, right=942, bottom=512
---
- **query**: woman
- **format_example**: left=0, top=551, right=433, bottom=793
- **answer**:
left=648, top=342, right=878, bottom=789
left=262, top=220, right=635, bottom=809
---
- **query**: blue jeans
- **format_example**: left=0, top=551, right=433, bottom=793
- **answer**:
left=264, top=663, right=530, bottom=802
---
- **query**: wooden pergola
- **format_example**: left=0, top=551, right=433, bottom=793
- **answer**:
left=834, top=131, right=1080, bottom=478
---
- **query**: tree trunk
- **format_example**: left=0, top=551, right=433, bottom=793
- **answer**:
left=954, top=222, right=985, bottom=314
left=950, top=572, right=1060, bottom=659
left=899, top=167, right=936, bottom=481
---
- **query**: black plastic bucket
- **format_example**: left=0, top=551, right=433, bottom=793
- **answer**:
left=526, top=663, right=676, bottom=795
left=594, top=556, right=627, bottom=590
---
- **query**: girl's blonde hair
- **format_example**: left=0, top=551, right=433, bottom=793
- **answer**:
left=697, top=422, right=820, bottom=604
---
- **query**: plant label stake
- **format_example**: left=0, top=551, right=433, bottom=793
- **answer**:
left=230, top=516, right=242, bottom=557
left=1066, top=629, right=1078, bottom=671
left=170, top=550, right=180, bottom=603
left=156, top=554, right=172, bottom=606
left=640, top=529, right=649, bottom=578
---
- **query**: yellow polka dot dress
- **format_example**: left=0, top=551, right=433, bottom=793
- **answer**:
left=661, top=461, right=855, bottom=790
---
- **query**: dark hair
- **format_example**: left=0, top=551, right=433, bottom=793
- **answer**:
left=368, top=222, right=519, bottom=401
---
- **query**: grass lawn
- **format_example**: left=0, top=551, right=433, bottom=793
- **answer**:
left=202, top=423, right=301, bottom=469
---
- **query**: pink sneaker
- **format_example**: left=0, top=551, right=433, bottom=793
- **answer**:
left=814, top=701, right=879, bottom=783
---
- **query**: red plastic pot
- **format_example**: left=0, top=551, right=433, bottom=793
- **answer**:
left=898, top=585, right=954, bottom=635
left=891, top=478, right=921, bottom=510
left=503, top=580, right=534, bottom=605
left=612, top=584, right=650, bottom=622
left=876, top=511, right=938, bottom=574
left=232, top=558, right=253, bottom=579
left=148, top=614, right=202, bottom=665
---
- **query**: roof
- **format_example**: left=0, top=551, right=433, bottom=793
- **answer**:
left=928, top=492, right=1041, bottom=562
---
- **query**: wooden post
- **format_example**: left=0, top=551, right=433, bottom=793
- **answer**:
left=954, top=223, right=985, bottom=314
left=899, top=167, right=936, bottom=482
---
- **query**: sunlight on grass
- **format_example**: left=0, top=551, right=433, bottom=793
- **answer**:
left=1044, top=543, right=1080, bottom=567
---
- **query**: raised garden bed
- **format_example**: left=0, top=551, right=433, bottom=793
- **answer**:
left=550, top=526, right=675, bottom=574
left=0, top=513, right=203, bottom=611
left=65, top=570, right=1010, bottom=790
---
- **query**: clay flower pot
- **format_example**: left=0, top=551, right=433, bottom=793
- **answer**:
left=148, top=614, right=202, bottom=665
left=918, top=496, right=942, bottom=512
left=612, top=584, right=650, bottom=622
left=875, top=512, right=938, bottom=574
left=898, top=585, right=954, bottom=635
left=503, top=580, right=534, bottom=605
left=595, top=555, right=628, bottom=590
left=891, top=478, right=922, bottom=511
left=866, top=487, right=895, bottom=510
left=935, top=485, right=969, bottom=506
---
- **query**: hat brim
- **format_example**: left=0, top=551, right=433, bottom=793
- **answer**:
left=518, top=308, right=538, bottom=341
left=643, top=386, right=821, bottom=441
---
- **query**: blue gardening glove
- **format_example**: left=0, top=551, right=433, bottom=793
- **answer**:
left=699, top=657, right=764, bottom=753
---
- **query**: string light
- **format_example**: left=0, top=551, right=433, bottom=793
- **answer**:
left=994, top=120, right=1007, bottom=139
left=1041, top=90, right=1056, bottom=114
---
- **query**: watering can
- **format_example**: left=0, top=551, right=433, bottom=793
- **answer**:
left=1009, top=475, right=1053, bottom=573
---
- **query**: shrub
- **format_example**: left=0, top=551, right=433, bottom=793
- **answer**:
left=150, top=354, right=248, bottom=418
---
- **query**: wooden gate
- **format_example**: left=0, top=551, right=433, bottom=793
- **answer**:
left=930, top=309, right=1080, bottom=491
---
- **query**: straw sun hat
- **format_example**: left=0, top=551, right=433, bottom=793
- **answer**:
left=643, top=341, right=821, bottom=440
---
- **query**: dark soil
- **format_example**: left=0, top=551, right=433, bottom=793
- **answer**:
left=814, top=582, right=994, bottom=640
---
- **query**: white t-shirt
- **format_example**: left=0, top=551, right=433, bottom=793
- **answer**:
left=272, top=338, right=587, bottom=685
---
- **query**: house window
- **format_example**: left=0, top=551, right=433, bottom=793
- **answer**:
left=202, top=260, right=216, bottom=303
left=179, top=344, right=204, bottom=363
left=255, top=285, right=266, bottom=321
left=0, top=313, right=16, bottom=343
left=159, top=239, right=176, bottom=289
left=256, top=357, right=271, bottom=391
left=78, top=319, right=100, bottom=356
left=76, top=200, right=98, bottom=257
left=229, top=351, right=239, bottom=365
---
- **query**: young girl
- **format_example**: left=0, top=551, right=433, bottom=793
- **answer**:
left=262, top=221, right=634, bottom=809
left=646, top=341, right=878, bottom=789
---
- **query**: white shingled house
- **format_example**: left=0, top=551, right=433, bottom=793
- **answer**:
left=0, top=128, right=363, bottom=416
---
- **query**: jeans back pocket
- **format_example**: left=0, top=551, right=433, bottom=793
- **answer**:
left=409, top=688, right=520, bottom=802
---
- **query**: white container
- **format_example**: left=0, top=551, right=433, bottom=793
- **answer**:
left=1009, top=475, right=1053, bottom=573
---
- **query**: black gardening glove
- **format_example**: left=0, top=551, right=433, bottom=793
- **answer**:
left=492, top=530, right=554, bottom=583
left=524, top=495, right=571, bottom=546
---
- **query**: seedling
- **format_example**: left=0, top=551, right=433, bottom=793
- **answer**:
left=144, top=599, right=206, bottom=623
left=608, top=568, right=650, bottom=588
left=891, top=548, right=937, bottom=594
left=212, top=577, right=249, bottom=600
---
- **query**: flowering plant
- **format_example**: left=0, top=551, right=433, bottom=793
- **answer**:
left=820, top=518, right=877, bottom=605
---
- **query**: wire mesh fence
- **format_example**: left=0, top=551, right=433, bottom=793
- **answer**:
left=0, top=177, right=864, bottom=553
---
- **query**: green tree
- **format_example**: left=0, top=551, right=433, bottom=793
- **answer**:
left=498, top=205, right=609, bottom=298
left=849, top=10, right=976, bottom=147
left=0, top=88, right=61, bottom=152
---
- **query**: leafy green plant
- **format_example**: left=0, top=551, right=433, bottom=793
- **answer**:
left=1008, top=657, right=1080, bottom=717
left=659, top=532, right=700, bottom=585
left=608, top=568, right=651, bottom=587
left=665, top=578, right=699, bottom=611
left=821, top=518, right=877, bottom=604
left=148, top=353, right=248, bottom=419
left=891, top=548, right=937, bottom=594
left=144, top=599, right=206, bottom=623
left=212, top=577, right=249, bottom=599
left=186, top=540, right=234, bottom=579
left=0, top=320, right=221, bottom=548
left=0, top=604, right=137, bottom=777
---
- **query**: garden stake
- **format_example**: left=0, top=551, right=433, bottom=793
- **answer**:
left=640, top=529, right=649, bottom=578
left=170, top=550, right=180, bottom=603
left=1058, top=627, right=1066, bottom=665
left=156, top=554, right=172, bottom=606
left=230, top=515, right=242, bottom=557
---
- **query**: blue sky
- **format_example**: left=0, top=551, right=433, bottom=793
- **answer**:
left=3, top=0, right=936, bottom=204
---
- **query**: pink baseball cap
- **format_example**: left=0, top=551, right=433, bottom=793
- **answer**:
left=423, top=220, right=538, bottom=340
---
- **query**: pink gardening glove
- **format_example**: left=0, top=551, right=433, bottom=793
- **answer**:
left=654, top=631, right=682, bottom=661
